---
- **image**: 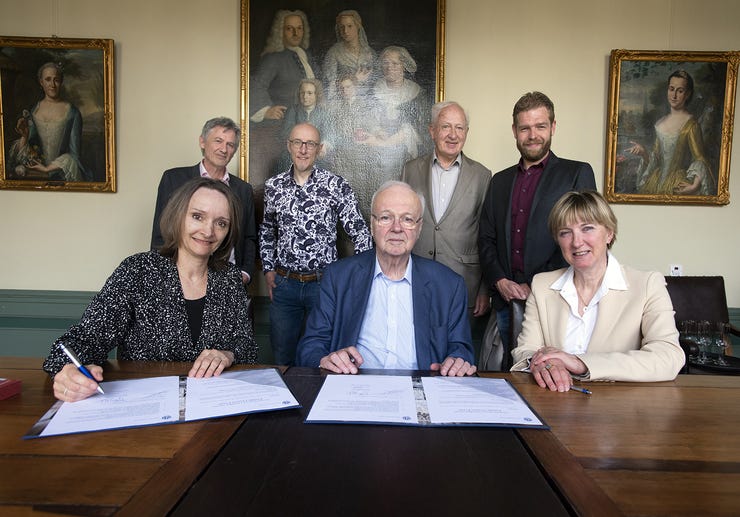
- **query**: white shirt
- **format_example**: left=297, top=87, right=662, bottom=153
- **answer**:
left=430, top=153, right=461, bottom=221
left=549, top=252, right=628, bottom=355
left=356, top=257, right=417, bottom=369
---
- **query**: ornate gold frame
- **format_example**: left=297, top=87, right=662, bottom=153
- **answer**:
left=605, top=49, right=738, bottom=205
left=0, top=36, right=115, bottom=192
left=238, top=0, right=445, bottom=190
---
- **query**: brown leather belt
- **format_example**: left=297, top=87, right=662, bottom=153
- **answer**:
left=275, top=267, right=322, bottom=283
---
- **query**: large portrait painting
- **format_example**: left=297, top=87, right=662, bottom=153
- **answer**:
left=240, top=0, right=444, bottom=218
left=605, top=49, right=739, bottom=205
left=0, top=36, right=115, bottom=192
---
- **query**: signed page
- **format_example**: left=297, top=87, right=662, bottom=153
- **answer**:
left=26, top=369, right=299, bottom=438
left=37, top=376, right=180, bottom=437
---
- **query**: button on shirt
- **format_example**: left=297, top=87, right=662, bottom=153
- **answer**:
left=550, top=252, right=628, bottom=355
left=431, top=154, right=461, bottom=221
left=510, top=155, right=549, bottom=274
left=356, top=257, right=418, bottom=369
left=260, top=167, right=372, bottom=272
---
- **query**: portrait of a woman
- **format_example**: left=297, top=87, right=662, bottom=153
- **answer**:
left=627, top=70, right=714, bottom=195
left=8, top=62, right=89, bottom=182
left=322, top=10, right=376, bottom=100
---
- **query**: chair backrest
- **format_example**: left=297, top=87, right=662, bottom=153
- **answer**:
left=505, top=299, right=526, bottom=371
left=664, top=276, right=729, bottom=324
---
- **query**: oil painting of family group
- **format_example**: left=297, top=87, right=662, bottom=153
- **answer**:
left=605, top=49, right=739, bottom=205
left=241, top=0, right=442, bottom=217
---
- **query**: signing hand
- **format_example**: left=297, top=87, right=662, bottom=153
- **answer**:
left=431, top=356, right=477, bottom=377
left=189, top=349, right=234, bottom=378
left=319, top=346, right=364, bottom=374
left=53, top=362, right=104, bottom=402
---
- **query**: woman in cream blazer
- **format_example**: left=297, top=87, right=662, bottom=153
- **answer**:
left=511, top=191, right=684, bottom=390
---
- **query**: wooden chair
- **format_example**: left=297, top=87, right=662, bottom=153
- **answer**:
left=505, top=299, right=526, bottom=371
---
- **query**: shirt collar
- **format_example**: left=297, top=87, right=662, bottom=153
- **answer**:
left=374, top=254, right=413, bottom=284
left=517, top=152, right=550, bottom=174
left=550, top=251, right=627, bottom=292
left=432, top=152, right=462, bottom=170
left=199, top=161, right=230, bottom=185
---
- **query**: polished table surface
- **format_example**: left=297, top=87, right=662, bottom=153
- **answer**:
left=2, top=357, right=740, bottom=516
left=171, top=367, right=569, bottom=517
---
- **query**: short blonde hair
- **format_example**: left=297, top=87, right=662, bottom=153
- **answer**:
left=548, top=191, right=618, bottom=248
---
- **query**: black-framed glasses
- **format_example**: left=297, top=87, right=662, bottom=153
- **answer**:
left=288, top=139, right=320, bottom=150
left=371, top=213, right=421, bottom=229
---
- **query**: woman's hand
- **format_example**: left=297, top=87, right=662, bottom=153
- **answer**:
left=530, top=347, right=587, bottom=392
left=189, top=349, right=235, bottom=378
left=53, top=362, right=104, bottom=402
left=625, top=141, right=648, bottom=161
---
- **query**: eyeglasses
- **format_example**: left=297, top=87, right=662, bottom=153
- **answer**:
left=288, top=139, right=320, bottom=150
left=372, top=213, right=421, bottom=229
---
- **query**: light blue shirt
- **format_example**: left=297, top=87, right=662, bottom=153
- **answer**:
left=356, top=257, right=417, bottom=369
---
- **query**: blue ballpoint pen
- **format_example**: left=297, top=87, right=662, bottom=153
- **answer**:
left=59, top=344, right=105, bottom=394
left=570, top=386, right=592, bottom=395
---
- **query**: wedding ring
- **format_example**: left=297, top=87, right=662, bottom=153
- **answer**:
left=64, top=387, right=68, bottom=396
left=545, top=363, right=553, bottom=371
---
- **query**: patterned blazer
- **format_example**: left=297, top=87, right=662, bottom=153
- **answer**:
left=43, top=251, right=257, bottom=375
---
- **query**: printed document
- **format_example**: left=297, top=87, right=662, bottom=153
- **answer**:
left=306, top=375, right=545, bottom=428
left=26, top=368, right=299, bottom=438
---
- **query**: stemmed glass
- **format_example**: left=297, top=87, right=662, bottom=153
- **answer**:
left=678, top=320, right=698, bottom=362
left=696, top=320, right=711, bottom=364
left=711, top=322, right=730, bottom=366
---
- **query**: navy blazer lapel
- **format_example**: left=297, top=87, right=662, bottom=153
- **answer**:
left=411, top=257, right=432, bottom=367
left=345, top=251, right=378, bottom=343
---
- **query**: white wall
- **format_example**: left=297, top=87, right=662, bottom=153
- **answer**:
left=1, top=0, right=739, bottom=304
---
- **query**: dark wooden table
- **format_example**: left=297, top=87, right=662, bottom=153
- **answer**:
left=171, top=367, right=570, bottom=516
left=2, top=358, right=740, bottom=516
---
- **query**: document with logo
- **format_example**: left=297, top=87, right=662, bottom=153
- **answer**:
left=25, top=368, right=300, bottom=438
left=306, top=374, right=546, bottom=428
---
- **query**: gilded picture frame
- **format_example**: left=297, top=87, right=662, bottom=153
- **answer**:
left=605, top=49, right=739, bottom=205
left=240, top=0, right=445, bottom=217
left=0, top=36, right=115, bottom=192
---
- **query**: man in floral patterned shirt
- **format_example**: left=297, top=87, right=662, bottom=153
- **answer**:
left=260, top=122, right=372, bottom=365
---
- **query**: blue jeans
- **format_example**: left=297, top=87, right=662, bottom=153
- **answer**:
left=269, top=275, right=320, bottom=366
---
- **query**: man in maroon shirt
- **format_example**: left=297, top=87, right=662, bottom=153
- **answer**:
left=478, top=92, right=596, bottom=367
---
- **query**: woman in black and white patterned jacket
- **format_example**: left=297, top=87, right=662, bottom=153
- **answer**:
left=44, top=177, right=257, bottom=401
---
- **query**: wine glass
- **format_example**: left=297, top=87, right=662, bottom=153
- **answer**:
left=678, top=320, right=698, bottom=362
left=711, top=322, right=729, bottom=366
left=696, top=320, right=711, bottom=364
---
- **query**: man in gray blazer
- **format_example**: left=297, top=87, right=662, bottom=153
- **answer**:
left=401, top=101, right=492, bottom=321
left=478, top=92, right=596, bottom=355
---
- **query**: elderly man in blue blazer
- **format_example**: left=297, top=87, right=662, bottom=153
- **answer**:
left=297, top=181, right=476, bottom=376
